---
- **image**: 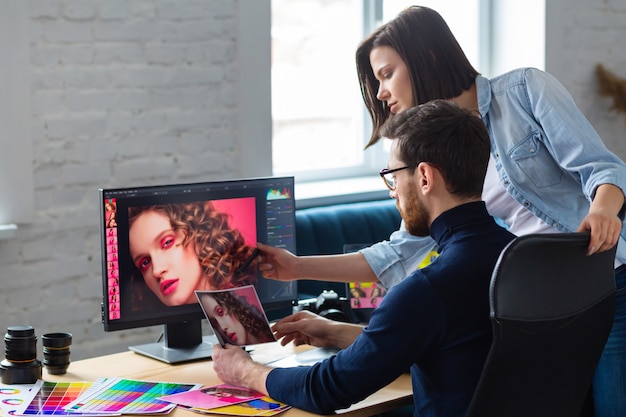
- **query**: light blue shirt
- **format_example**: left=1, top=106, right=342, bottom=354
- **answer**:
left=362, top=68, right=626, bottom=289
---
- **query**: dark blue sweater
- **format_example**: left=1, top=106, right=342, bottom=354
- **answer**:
left=266, top=202, right=516, bottom=416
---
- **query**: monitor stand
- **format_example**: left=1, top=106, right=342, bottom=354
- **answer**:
left=129, top=320, right=216, bottom=364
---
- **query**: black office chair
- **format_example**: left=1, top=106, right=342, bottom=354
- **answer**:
left=466, top=232, right=617, bottom=417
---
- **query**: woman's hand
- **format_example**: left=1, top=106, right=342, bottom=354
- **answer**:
left=577, top=184, right=625, bottom=255
left=577, top=210, right=622, bottom=255
left=256, top=243, right=301, bottom=281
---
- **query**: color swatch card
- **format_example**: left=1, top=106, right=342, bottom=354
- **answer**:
left=14, top=380, right=105, bottom=416
left=0, top=383, right=37, bottom=416
left=63, top=377, right=201, bottom=415
left=159, top=384, right=263, bottom=410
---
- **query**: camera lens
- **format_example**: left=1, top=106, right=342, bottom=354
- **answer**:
left=0, top=325, right=42, bottom=384
left=5, top=326, right=37, bottom=362
left=42, top=333, right=72, bottom=375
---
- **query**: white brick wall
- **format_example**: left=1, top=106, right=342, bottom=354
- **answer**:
left=0, top=0, right=245, bottom=360
left=546, top=0, right=626, bottom=157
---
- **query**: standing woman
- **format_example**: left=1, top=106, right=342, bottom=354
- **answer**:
left=259, top=6, right=626, bottom=416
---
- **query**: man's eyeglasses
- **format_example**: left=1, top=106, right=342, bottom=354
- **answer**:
left=379, top=164, right=419, bottom=191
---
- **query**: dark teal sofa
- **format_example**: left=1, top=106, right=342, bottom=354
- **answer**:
left=295, top=199, right=401, bottom=298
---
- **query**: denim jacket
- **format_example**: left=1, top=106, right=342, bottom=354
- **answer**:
left=362, top=68, right=626, bottom=288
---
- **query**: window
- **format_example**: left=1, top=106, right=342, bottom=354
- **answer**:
left=0, top=0, right=34, bottom=229
left=271, top=0, right=481, bottom=185
left=271, top=0, right=374, bottom=183
left=271, top=0, right=544, bottom=199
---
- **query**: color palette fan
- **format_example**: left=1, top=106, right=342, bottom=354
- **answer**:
left=15, top=381, right=100, bottom=416
left=63, top=377, right=201, bottom=415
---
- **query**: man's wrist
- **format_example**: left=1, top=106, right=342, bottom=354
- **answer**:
left=327, top=321, right=364, bottom=349
left=242, top=361, right=272, bottom=396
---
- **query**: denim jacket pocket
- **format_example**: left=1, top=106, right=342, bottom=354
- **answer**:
left=509, top=132, right=563, bottom=188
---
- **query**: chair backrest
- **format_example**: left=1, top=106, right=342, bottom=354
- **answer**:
left=466, top=232, right=616, bottom=417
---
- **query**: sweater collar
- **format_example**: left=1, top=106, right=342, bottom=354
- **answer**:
left=429, top=201, right=490, bottom=249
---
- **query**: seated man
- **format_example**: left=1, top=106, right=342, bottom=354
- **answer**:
left=212, top=100, right=516, bottom=417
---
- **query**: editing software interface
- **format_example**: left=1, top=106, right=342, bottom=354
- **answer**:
left=100, top=177, right=297, bottom=335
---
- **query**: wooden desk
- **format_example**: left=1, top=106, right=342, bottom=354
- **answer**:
left=48, top=343, right=412, bottom=417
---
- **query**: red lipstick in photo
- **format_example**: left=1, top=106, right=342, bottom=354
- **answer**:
left=160, top=279, right=179, bottom=295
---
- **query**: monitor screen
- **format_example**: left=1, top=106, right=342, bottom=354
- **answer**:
left=99, top=176, right=297, bottom=363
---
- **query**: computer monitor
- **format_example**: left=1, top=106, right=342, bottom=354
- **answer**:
left=99, top=176, right=297, bottom=363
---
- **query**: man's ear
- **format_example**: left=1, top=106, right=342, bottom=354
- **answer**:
left=417, top=162, right=433, bottom=193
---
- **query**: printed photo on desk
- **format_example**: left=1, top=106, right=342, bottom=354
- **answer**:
left=196, top=285, right=275, bottom=347
left=159, top=384, right=263, bottom=411
left=195, top=396, right=290, bottom=416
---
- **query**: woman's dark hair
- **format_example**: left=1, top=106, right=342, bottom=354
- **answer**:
left=356, top=6, right=479, bottom=147
left=128, top=201, right=258, bottom=310
left=380, top=100, right=489, bottom=199
left=209, top=291, right=274, bottom=344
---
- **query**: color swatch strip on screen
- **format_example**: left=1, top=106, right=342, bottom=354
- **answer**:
left=63, top=377, right=201, bottom=415
left=15, top=380, right=103, bottom=416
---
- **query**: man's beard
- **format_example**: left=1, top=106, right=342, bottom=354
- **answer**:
left=399, top=184, right=431, bottom=237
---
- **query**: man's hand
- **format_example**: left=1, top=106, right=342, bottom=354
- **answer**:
left=272, top=310, right=363, bottom=350
left=212, top=344, right=271, bottom=396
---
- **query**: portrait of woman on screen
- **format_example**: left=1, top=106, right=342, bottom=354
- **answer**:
left=127, top=200, right=259, bottom=309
